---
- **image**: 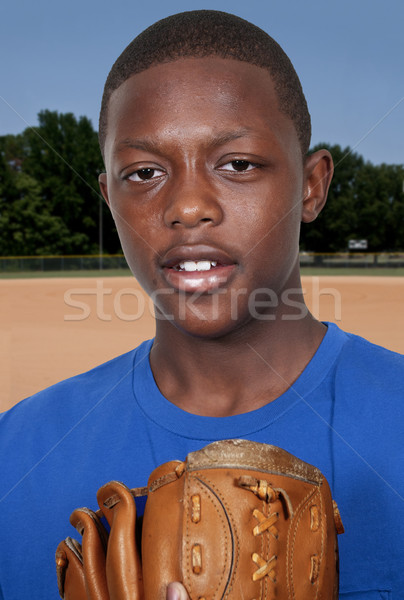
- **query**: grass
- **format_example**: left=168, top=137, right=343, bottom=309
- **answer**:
left=1, top=267, right=404, bottom=279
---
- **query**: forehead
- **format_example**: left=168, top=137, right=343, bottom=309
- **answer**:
left=104, top=57, right=299, bottom=158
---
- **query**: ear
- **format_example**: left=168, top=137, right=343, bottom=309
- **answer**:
left=301, top=150, right=333, bottom=223
left=98, top=172, right=110, bottom=208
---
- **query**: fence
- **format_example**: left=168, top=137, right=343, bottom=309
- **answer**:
left=0, top=254, right=129, bottom=273
left=299, top=252, right=404, bottom=268
left=1, top=253, right=404, bottom=273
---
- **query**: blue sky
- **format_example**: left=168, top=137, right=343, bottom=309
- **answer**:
left=1, top=0, right=403, bottom=165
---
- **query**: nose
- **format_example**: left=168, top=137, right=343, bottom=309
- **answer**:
left=163, top=173, right=223, bottom=228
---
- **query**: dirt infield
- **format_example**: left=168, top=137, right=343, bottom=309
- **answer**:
left=1, top=275, right=403, bottom=412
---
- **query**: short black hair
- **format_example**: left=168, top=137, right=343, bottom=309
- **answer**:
left=99, top=10, right=311, bottom=157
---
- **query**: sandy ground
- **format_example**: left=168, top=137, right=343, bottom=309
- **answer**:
left=1, top=275, right=403, bottom=412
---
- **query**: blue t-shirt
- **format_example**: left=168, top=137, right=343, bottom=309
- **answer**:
left=0, top=323, right=403, bottom=599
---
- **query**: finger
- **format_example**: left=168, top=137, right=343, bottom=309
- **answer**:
left=55, top=539, right=87, bottom=600
left=70, top=507, right=109, bottom=600
left=166, top=582, right=190, bottom=600
left=97, top=480, right=143, bottom=600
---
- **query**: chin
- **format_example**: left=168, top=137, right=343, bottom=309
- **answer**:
left=159, top=308, right=254, bottom=341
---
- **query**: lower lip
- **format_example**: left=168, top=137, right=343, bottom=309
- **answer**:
left=163, top=265, right=236, bottom=293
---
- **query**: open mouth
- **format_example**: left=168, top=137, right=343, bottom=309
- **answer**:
left=161, top=244, right=237, bottom=293
left=173, top=260, right=219, bottom=272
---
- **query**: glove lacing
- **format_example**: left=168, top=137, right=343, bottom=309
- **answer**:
left=238, top=476, right=293, bottom=585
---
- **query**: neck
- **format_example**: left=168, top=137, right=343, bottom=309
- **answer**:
left=150, top=297, right=326, bottom=417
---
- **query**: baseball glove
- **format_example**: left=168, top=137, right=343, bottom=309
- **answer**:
left=56, top=439, right=344, bottom=600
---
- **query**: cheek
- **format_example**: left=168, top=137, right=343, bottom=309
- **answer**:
left=236, top=185, right=302, bottom=284
left=109, top=188, right=157, bottom=250
left=231, top=180, right=302, bottom=248
left=265, top=178, right=303, bottom=244
left=109, top=207, right=160, bottom=288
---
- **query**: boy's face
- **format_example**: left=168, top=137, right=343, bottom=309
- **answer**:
left=100, top=57, right=324, bottom=338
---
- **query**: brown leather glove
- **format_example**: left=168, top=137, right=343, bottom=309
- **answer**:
left=56, top=439, right=344, bottom=600
left=55, top=480, right=143, bottom=600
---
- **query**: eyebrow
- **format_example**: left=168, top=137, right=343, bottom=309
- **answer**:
left=209, top=128, right=254, bottom=147
left=115, top=138, right=156, bottom=154
left=114, top=128, right=254, bottom=155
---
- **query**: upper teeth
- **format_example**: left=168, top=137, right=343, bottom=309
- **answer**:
left=178, top=260, right=217, bottom=272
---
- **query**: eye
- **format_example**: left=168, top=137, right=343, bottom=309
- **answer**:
left=127, top=167, right=165, bottom=182
left=219, top=160, right=259, bottom=172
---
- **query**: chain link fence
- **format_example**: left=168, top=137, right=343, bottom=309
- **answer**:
left=1, top=253, right=404, bottom=274
left=299, top=252, right=404, bottom=268
left=0, top=254, right=130, bottom=273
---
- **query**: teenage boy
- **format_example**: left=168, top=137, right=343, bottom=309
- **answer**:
left=1, top=10, right=403, bottom=600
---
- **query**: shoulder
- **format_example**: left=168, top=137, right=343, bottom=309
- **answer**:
left=0, top=339, right=152, bottom=430
left=323, top=324, right=404, bottom=434
left=0, top=340, right=154, bottom=504
left=329, top=323, right=404, bottom=390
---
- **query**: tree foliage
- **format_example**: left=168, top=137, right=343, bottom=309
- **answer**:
left=0, top=111, right=119, bottom=256
left=300, top=144, right=404, bottom=252
left=1, top=117, right=404, bottom=256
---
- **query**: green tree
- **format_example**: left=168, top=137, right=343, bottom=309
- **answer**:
left=354, top=163, right=404, bottom=251
left=0, top=163, right=79, bottom=255
left=0, top=113, right=120, bottom=256
left=21, top=110, right=118, bottom=254
left=300, top=144, right=404, bottom=252
left=2, top=120, right=403, bottom=257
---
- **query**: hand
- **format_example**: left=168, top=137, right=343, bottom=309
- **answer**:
left=167, top=582, right=190, bottom=600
